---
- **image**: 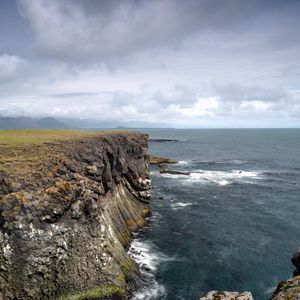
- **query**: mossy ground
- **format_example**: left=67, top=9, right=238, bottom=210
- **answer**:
left=56, top=285, right=126, bottom=300
left=0, top=129, right=131, bottom=145
left=0, top=129, right=134, bottom=175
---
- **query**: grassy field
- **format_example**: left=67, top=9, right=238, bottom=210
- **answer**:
left=0, top=129, right=130, bottom=145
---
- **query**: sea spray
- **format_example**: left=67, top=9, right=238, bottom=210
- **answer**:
left=128, top=240, right=166, bottom=300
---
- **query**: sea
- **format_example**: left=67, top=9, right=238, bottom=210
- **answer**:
left=128, top=129, right=300, bottom=300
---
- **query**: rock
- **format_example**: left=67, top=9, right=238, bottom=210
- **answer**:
left=271, top=247, right=300, bottom=299
left=159, top=164, right=190, bottom=175
left=292, top=247, right=300, bottom=274
left=200, top=291, right=253, bottom=300
left=0, top=132, right=150, bottom=299
left=149, top=138, right=182, bottom=142
left=150, top=155, right=178, bottom=165
left=271, top=276, right=300, bottom=300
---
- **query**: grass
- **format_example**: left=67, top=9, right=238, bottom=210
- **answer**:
left=56, top=285, right=126, bottom=300
left=0, top=129, right=131, bottom=145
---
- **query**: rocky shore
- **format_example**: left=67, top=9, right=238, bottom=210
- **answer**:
left=0, top=132, right=151, bottom=299
left=199, top=248, right=300, bottom=300
left=270, top=248, right=300, bottom=300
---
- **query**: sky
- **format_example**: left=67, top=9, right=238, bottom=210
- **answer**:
left=0, top=0, right=300, bottom=128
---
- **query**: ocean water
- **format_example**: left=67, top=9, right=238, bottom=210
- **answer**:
left=129, top=129, right=300, bottom=300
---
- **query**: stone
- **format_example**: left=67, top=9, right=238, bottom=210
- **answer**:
left=159, top=164, right=190, bottom=175
left=149, top=155, right=178, bottom=165
left=200, top=291, right=253, bottom=300
left=292, top=247, right=300, bottom=274
left=271, top=276, right=300, bottom=300
left=0, top=132, right=150, bottom=299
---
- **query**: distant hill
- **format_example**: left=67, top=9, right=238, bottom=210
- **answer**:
left=0, top=117, right=68, bottom=129
left=0, top=117, right=39, bottom=129
left=36, top=117, right=68, bottom=129
left=0, top=116, right=172, bottom=130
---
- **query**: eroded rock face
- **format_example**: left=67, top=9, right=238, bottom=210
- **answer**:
left=271, top=276, right=300, bottom=300
left=200, top=291, right=253, bottom=300
left=0, top=133, right=150, bottom=299
left=292, top=247, right=300, bottom=275
left=271, top=247, right=300, bottom=300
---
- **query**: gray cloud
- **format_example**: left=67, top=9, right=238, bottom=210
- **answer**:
left=17, top=0, right=300, bottom=62
left=0, top=0, right=300, bottom=127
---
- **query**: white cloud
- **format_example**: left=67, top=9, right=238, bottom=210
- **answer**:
left=170, top=97, right=219, bottom=117
left=0, top=54, right=24, bottom=80
left=240, top=100, right=273, bottom=111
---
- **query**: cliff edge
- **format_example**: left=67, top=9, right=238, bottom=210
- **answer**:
left=0, top=131, right=150, bottom=299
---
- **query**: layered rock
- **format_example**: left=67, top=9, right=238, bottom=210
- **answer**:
left=0, top=132, right=150, bottom=299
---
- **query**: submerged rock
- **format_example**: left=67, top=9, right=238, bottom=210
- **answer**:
left=149, top=138, right=182, bottom=142
left=158, top=165, right=190, bottom=175
left=200, top=291, right=253, bottom=300
left=149, top=156, right=178, bottom=165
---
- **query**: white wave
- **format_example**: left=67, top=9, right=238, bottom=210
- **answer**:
left=264, top=286, right=276, bottom=295
left=219, top=180, right=230, bottom=186
left=170, top=202, right=193, bottom=210
left=177, top=160, right=189, bottom=165
left=162, top=169, right=262, bottom=186
left=229, top=159, right=248, bottom=165
left=128, top=240, right=171, bottom=300
left=150, top=170, right=160, bottom=176
left=128, top=240, right=165, bottom=272
left=131, top=281, right=165, bottom=300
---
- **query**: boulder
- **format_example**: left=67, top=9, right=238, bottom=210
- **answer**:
left=200, top=291, right=253, bottom=300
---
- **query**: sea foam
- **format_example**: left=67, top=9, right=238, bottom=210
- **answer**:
left=161, top=169, right=262, bottom=186
left=129, top=240, right=169, bottom=300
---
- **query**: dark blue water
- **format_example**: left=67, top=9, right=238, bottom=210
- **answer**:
left=130, top=129, right=300, bottom=300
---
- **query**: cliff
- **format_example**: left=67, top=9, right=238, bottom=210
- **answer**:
left=0, top=131, right=151, bottom=299
left=271, top=248, right=300, bottom=300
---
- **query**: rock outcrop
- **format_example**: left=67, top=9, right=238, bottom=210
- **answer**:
left=149, top=156, right=177, bottom=165
left=292, top=247, right=300, bottom=276
left=0, top=132, right=150, bottom=299
left=200, top=291, right=253, bottom=300
left=271, top=276, right=300, bottom=300
left=269, top=246, right=300, bottom=300
left=271, top=247, right=300, bottom=300
left=158, top=164, right=190, bottom=175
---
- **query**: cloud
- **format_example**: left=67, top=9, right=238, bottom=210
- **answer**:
left=17, top=0, right=198, bottom=61
left=18, top=0, right=300, bottom=63
left=0, top=0, right=299, bottom=127
left=0, top=54, right=24, bottom=80
left=1, top=84, right=299, bottom=127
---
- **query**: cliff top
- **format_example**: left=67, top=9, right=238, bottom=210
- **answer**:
left=0, top=129, right=146, bottom=178
left=0, top=129, right=132, bottom=145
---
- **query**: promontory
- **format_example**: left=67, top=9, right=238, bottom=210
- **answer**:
left=0, top=130, right=151, bottom=300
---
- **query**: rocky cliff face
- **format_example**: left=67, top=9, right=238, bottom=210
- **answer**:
left=0, top=132, right=150, bottom=299
left=271, top=248, right=300, bottom=300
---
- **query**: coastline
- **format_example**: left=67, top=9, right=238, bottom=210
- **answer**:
left=0, top=131, right=151, bottom=299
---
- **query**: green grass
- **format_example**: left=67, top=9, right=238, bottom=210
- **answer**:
left=0, top=129, right=130, bottom=145
left=56, top=285, right=126, bottom=300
